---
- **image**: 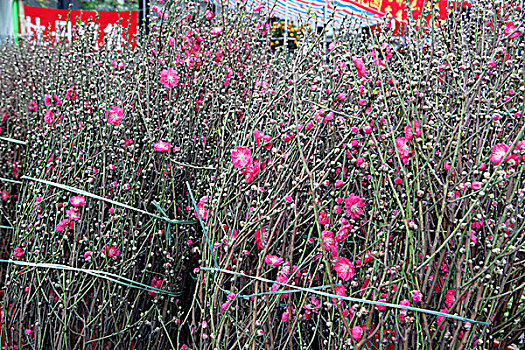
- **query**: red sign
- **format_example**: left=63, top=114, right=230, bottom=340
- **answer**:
left=23, top=6, right=138, bottom=49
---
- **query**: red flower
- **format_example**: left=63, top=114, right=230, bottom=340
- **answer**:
left=334, top=256, right=355, bottom=281
left=490, top=143, right=509, bottom=165
left=318, top=210, right=329, bottom=225
left=254, top=226, right=268, bottom=249
left=107, top=106, right=124, bottom=126
left=160, top=68, right=179, bottom=89
left=344, top=194, right=365, bottom=219
left=352, top=56, right=367, bottom=77
left=395, top=137, right=411, bottom=163
left=148, top=276, right=163, bottom=296
left=70, top=195, right=86, bottom=207
left=321, top=230, right=337, bottom=257
left=154, top=140, right=171, bottom=152
left=13, top=247, right=24, bottom=258
left=231, top=146, right=253, bottom=168
left=264, top=255, right=284, bottom=267
left=504, top=21, right=520, bottom=39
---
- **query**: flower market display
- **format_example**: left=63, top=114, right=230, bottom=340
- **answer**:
left=0, top=0, right=524, bottom=349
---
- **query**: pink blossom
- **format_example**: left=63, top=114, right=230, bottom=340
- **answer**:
left=444, top=289, right=456, bottom=307
left=318, top=209, right=329, bottom=225
left=395, top=137, right=411, bottom=160
left=254, top=129, right=263, bottom=145
left=399, top=299, right=411, bottom=310
left=66, top=208, right=80, bottom=221
left=334, top=256, right=355, bottom=281
left=13, top=247, right=24, bottom=258
left=282, top=133, right=294, bottom=142
left=369, top=42, right=392, bottom=67
left=410, top=290, right=423, bottom=302
left=44, top=94, right=52, bottom=106
left=305, top=121, right=314, bottom=131
left=1, top=190, right=8, bottom=201
left=352, top=56, right=367, bottom=77
left=70, top=195, right=86, bottom=207
left=160, top=68, right=179, bottom=89
left=321, top=230, right=337, bottom=257
left=437, top=307, right=448, bottom=329
left=205, top=10, right=214, bottom=20
left=44, top=109, right=54, bottom=126
left=231, top=146, right=253, bottom=168
left=148, top=276, right=163, bottom=296
left=322, top=112, right=334, bottom=124
left=335, top=93, right=346, bottom=101
left=472, top=217, right=483, bottom=229
left=107, top=106, right=124, bottom=126
left=264, top=255, right=284, bottom=266
left=344, top=194, right=365, bottom=219
left=335, top=180, right=344, bottom=188
left=211, top=26, right=223, bottom=35
left=488, top=60, right=497, bottom=68
left=254, top=226, right=268, bottom=249
left=242, top=160, right=259, bottom=183
left=490, top=143, right=509, bottom=165
left=376, top=299, right=387, bottom=311
left=504, top=21, right=520, bottom=39
left=84, top=250, right=93, bottom=261
left=262, top=135, right=273, bottom=149
left=332, top=285, right=345, bottom=305
left=404, top=120, right=421, bottom=140
left=351, top=326, right=363, bottom=340
left=471, top=181, right=482, bottom=190
left=470, top=231, right=478, bottom=244
left=336, top=224, right=352, bottom=242
left=195, top=201, right=208, bottom=220
left=154, top=140, right=171, bottom=152
left=28, top=101, right=37, bottom=111
left=220, top=301, right=230, bottom=313
left=55, top=218, right=70, bottom=232
left=107, top=245, right=120, bottom=259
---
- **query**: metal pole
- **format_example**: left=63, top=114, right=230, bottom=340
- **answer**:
left=138, top=0, right=149, bottom=35
left=284, top=0, right=289, bottom=50
left=323, top=0, right=327, bottom=53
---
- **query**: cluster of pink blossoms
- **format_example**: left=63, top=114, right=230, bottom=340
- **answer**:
left=55, top=195, right=85, bottom=232
left=490, top=141, right=524, bottom=166
left=231, top=146, right=259, bottom=183
left=395, top=119, right=421, bottom=164
left=160, top=67, right=179, bottom=89
left=194, top=196, right=209, bottom=220
left=107, top=106, right=124, bottom=126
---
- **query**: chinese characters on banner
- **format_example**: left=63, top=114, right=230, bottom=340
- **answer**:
left=360, top=0, right=471, bottom=35
left=23, top=6, right=138, bottom=50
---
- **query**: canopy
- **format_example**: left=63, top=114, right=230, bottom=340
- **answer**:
left=222, top=0, right=390, bottom=27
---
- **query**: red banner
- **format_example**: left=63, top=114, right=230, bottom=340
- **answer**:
left=22, top=6, right=138, bottom=49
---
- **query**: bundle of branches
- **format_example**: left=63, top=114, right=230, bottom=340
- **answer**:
left=178, top=2, right=525, bottom=350
left=0, top=2, right=273, bottom=348
left=0, top=44, right=28, bottom=270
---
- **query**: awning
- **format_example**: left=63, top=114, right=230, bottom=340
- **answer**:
left=220, top=0, right=387, bottom=27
